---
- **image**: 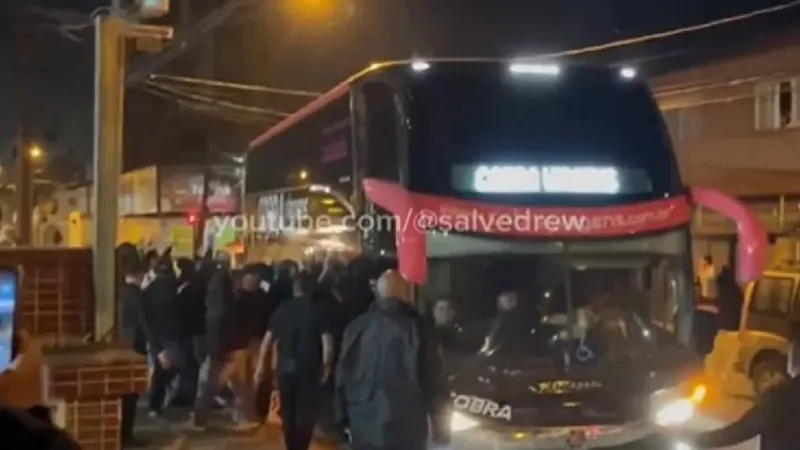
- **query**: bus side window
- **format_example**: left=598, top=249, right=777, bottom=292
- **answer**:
left=363, top=82, right=399, bottom=181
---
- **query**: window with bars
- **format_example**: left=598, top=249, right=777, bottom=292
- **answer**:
left=755, top=78, right=800, bottom=130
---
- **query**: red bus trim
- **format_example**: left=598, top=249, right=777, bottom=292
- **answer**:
left=362, top=177, right=692, bottom=283
left=248, top=82, right=350, bottom=149
left=247, top=59, right=507, bottom=150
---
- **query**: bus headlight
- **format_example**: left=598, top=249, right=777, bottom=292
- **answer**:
left=451, top=411, right=479, bottom=433
left=652, top=384, right=706, bottom=426
left=654, top=399, right=695, bottom=426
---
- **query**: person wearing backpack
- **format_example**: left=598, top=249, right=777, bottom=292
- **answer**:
left=335, top=270, right=449, bottom=450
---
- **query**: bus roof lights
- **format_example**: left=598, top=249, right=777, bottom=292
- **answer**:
left=620, top=67, right=637, bottom=79
left=411, top=60, right=430, bottom=72
left=509, top=63, right=560, bottom=76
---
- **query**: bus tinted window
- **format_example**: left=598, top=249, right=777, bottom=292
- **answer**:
left=246, top=96, right=352, bottom=195
left=405, top=63, right=680, bottom=205
left=363, top=82, right=400, bottom=181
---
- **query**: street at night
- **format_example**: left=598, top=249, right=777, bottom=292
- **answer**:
left=2, top=0, right=800, bottom=449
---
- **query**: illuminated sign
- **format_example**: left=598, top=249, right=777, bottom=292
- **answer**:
left=473, top=165, right=620, bottom=194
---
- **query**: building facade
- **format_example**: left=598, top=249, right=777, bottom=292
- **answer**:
left=653, top=41, right=800, bottom=195
left=652, top=38, right=800, bottom=267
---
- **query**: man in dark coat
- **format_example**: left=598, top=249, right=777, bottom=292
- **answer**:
left=119, top=257, right=162, bottom=446
left=141, top=252, right=181, bottom=415
left=335, top=270, right=449, bottom=450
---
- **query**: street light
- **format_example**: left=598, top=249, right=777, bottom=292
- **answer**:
left=280, top=0, right=343, bottom=26
left=29, top=146, right=43, bottom=160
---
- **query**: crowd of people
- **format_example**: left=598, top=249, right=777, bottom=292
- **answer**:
left=2, top=247, right=800, bottom=450
left=116, top=244, right=449, bottom=450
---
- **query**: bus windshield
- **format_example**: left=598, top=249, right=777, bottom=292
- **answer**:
left=421, top=231, right=690, bottom=367
left=406, top=63, right=681, bottom=204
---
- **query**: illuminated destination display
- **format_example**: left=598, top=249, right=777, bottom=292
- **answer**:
left=472, top=165, right=621, bottom=194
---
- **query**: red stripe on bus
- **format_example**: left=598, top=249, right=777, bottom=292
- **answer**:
left=248, top=82, right=350, bottom=149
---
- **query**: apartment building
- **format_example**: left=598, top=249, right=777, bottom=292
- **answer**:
left=652, top=39, right=800, bottom=195
left=652, top=37, right=800, bottom=267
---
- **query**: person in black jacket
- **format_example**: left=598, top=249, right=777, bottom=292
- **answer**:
left=673, top=335, right=800, bottom=449
left=335, top=270, right=449, bottom=450
left=142, top=253, right=181, bottom=416
left=172, top=258, right=204, bottom=407
left=254, top=272, right=334, bottom=450
left=194, top=269, right=258, bottom=430
left=118, top=257, right=162, bottom=446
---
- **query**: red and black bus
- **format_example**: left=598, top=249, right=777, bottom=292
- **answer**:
left=246, top=60, right=767, bottom=449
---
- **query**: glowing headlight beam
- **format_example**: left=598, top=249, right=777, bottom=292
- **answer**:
left=654, top=399, right=695, bottom=426
left=450, top=411, right=479, bottom=433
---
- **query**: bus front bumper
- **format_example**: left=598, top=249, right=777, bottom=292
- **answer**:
left=450, top=422, right=691, bottom=450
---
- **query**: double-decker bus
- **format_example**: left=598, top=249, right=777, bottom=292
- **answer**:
left=245, top=60, right=767, bottom=449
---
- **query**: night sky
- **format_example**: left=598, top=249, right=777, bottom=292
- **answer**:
left=1, top=0, right=799, bottom=168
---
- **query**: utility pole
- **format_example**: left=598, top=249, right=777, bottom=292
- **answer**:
left=92, top=1, right=172, bottom=340
left=16, top=19, right=35, bottom=245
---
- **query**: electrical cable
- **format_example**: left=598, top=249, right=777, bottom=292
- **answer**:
left=143, top=86, right=272, bottom=125
left=536, top=0, right=800, bottom=59
left=29, top=1, right=800, bottom=91
left=148, top=74, right=322, bottom=97
left=144, top=81, right=291, bottom=117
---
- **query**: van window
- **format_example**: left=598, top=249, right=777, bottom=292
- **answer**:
left=750, top=277, right=794, bottom=316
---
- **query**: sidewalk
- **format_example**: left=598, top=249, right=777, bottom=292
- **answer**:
left=136, top=408, right=334, bottom=450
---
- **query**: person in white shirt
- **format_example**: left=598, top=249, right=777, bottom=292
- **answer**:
left=698, top=255, right=719, bottom=303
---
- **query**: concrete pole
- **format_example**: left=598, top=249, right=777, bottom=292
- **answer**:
left=92, top=14, right=126, bottom=340
left=16, top=22, right=35, bottom=245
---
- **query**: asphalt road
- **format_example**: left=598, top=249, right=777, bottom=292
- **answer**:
left=133, top=394, right=758, bottom=450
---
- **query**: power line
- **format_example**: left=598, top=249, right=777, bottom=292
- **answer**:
left=538, top=1, right=800, bottom=59
left=149, top=74, right=322, bottom=97
left=145, top=81, right=291, bottom=117
left=142, top=86, right=275, bottom=125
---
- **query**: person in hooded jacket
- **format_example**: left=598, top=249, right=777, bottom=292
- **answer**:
left=335, top=270, right=449, bottom=450
left=194, top=268, right=258, bottom=430
left=118, top=255, right=163, bottom=446
left=272, top=259, right=298, bottom=306
left=171, top=258, right=204, bottom=407
left=142, top=251, right=182, bottom=415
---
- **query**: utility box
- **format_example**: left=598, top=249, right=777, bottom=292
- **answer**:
left=138, top=0, right=170, bottom=19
